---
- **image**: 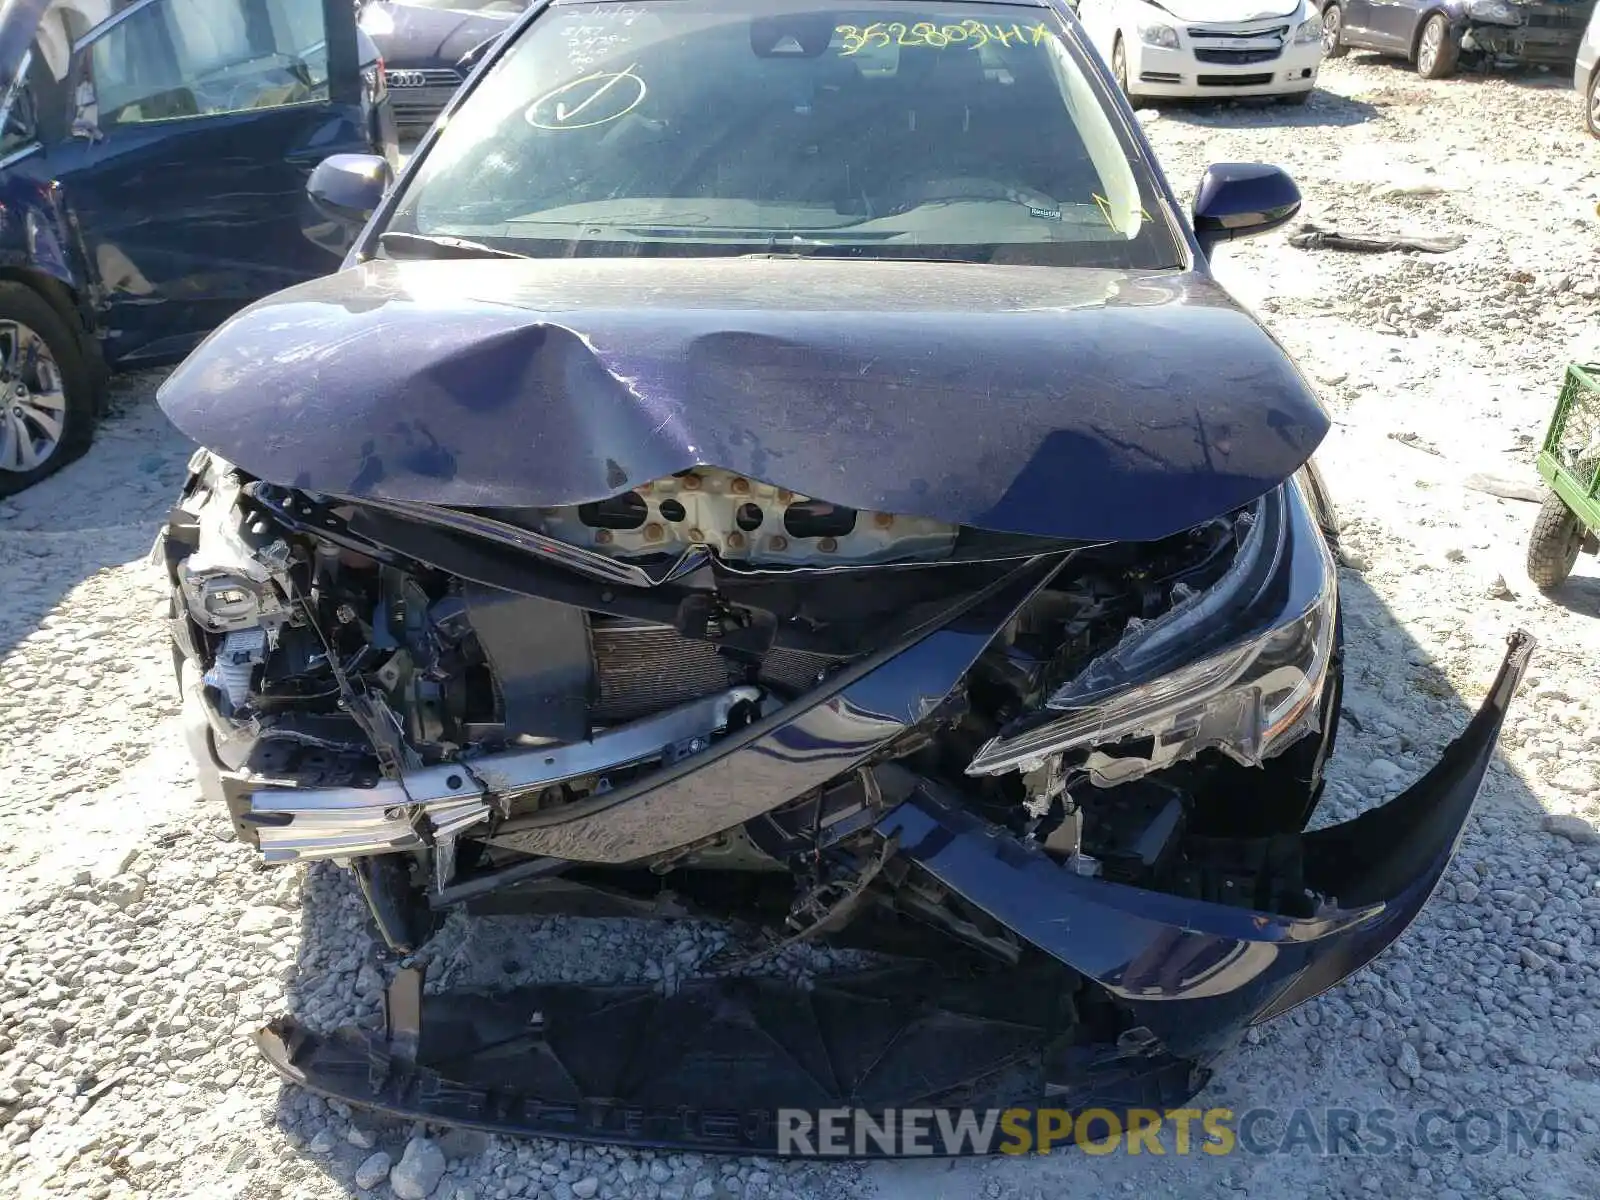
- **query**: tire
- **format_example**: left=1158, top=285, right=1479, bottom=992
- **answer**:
left=1586, top=67, right=1600, bottom=139
left=1322, top=2, right=1349, bottom=57
left=1415, top=13, right=1459, bottom=79
left=0, top=282, right=96, bottom=498
left=1526, top=491, right=1583, bottom=591
left=1112, top=36, right=1131, bottom=97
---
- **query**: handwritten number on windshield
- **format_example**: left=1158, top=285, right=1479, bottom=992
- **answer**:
left=835, top=20, right=1050, bottom=55
left=526, top=65, right=647, bottom=130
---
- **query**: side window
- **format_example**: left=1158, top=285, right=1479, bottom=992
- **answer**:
left=1, top=66, right=39, bottom=157
left=86, top=0, right=330, bottom=129
left=2, top=48, right=71, bottom=156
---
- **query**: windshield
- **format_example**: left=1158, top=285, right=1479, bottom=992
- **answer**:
left=385, top=0, right=1181, bottom=268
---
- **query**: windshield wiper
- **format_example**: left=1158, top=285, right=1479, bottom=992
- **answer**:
left=378, top=231, right=530, bottom=261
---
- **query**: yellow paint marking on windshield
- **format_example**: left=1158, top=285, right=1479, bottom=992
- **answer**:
left=835, top=20, right=1051, bottom=55
left=1091, top=193, right=1154, bottom=232
left=526, top=66, right=647, bottom=130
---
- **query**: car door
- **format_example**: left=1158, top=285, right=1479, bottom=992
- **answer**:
left=1364, top=0, right=1424, bottom=50
left=45, top=0, right=371, bottom=366
left=1337, top=0, right=1381, bottom=48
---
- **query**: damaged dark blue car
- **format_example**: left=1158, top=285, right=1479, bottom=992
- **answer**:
left=155, top=0, right=1532, bottom=1156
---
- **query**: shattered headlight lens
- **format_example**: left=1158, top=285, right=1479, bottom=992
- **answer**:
left=1138, top=22, right=1180, bottom=49
left=967, top=476, right=1337, bottom=778
left=1466, top=0, right=1522, bottom=23
left=1294, top=15, right=1323, bottom=43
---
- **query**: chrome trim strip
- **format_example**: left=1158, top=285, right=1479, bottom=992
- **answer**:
left=247, top=687, right=761, bottom=862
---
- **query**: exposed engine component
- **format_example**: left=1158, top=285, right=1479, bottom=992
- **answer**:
left=165, top=451, right=1344, bottom=925
left=173, top=459, right=295, bottom=636
left=524, top=467, right=959, bottom=567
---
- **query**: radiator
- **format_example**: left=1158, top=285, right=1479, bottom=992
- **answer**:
left=589, top=616, right=838, bottom=723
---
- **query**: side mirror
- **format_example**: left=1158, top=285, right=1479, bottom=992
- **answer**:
left=1192, top=163, right=1301, bottom=258
left=307, top=153, right=393, bottom=226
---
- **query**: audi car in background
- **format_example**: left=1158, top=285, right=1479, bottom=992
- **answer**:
left=358, top=0, right=526, bottom=137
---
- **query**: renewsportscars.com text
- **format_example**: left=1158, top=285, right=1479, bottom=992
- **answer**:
left=775, top=1106, right=1566, bottom=1157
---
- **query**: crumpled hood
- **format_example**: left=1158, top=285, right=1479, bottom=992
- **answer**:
left=359, top=1, right=517, bottom=67
left=157, top=258, right=1329, bottom=543
left=1145, top=0, right=1303, bottom=23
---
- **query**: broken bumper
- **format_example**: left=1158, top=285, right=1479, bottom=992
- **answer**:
left=256, top=632, right=1532, bottom=1155
left=1462, top=18, right=1589, bottom=67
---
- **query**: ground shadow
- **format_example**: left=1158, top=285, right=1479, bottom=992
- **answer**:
left=1542, top=572, right=1600, bottom=620
left=1346, top=48, right=1580, bottom=91
left=267, top=559, right=1597, bottom=1197
left=1144, top=86, right=1383, bottom=129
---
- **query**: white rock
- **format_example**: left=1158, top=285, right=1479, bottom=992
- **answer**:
left=391, top=1137, right=448, bottom=1200
left=235, top=906, right=291, bottom=935
left=92, top=843, right=142, bottom=884
left=355, top=1150, right=393, bottom=1190
left=102, top=875, right=146, bottom=909
left=1543, top=814, right=1600, bottom=845
left=1398, top=1041, right=1422, bottom=1080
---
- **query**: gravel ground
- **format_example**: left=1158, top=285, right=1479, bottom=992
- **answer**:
left=5, top=53, right=1600, bottom=1200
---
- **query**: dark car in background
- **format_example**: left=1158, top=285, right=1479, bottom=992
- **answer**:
left=357, top=0, right=524, bottom=137
left=156, top=0, right=1531, bottom=1154
left=1322, top=0, right=1596, bottom=78
left=0, top=0, right=398, bottom=495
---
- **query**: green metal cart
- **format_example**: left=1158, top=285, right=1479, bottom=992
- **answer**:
left=1528, top=362, right=1600, bottom=591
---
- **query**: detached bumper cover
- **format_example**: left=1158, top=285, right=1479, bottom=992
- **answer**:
left=883, top=631, right=1532, bottom=1059
left=255, top=633, right=1532, bottom=1155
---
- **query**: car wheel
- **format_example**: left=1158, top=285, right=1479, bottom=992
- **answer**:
left=1526, top=491, right=1584, bottom=591
left=1112, top=36, right=1131, bottom=96
left=0, top=282, right=96, bottom=498
left=1415, top=13, right=1459, bottom=79
left=1587, top=67, right=1600, bottom=138
left=1322, top=3, right=1349, bottom=57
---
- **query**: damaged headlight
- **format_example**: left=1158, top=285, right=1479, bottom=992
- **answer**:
left=1294, top=14, right=1323, bottom=43
left=967, top=475, right=1337, bottom=780
left=1466, top=0, right=1523, bottom=23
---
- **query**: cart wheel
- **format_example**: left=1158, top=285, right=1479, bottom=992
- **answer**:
left=1526, top=491, right=1583, bottom=591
